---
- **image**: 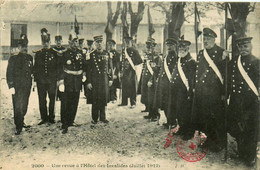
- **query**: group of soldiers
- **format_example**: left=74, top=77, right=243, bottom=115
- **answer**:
left=6, top=27, right=259, bottom=166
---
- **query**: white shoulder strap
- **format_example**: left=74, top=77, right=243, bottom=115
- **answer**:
left=237, top=55, right=259, bottom=97
left=203, top=49, right=223, bottom=84
left=125, top=48, right=136, bottom=71
left=177, top=57, right=189, bottom=91
left=146, top=60, right=154, bottom=75
left=164, top=55, right=171, bottom=81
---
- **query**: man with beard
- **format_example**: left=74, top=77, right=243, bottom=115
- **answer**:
left=34, top=28, right=58, bottom=125
left=59, top=32, right=86, bottom=134
left=86, top=35, right=113, bottom=124
left=6, top=34, right=33, bottom=135
left=119, top=36, right=142, bottom=108
left=167, top=39, right=196, bottom=138
left=192, top=28, right=229, bottom=152
left=142, top=38, right=162, bottom=121
left=107, top=39, right=121, bottom=103
left=228, top=37, right=259, bottom=166
left=153, top=38, right=178, bottom=123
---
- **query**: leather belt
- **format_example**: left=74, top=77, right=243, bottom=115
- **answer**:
left=64, top=69, right=83, bottom=75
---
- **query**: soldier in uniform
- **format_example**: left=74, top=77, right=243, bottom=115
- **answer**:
left=119, top=36, right=143, bottom=108
left=6, top=34, right=33, bottom=135
left=142, top=38, right=162, bottom=121
left=59, top=32, right=86, bottom=133
left=153, top=38, right=178, bottom=124
left=192, top=28, right=229, bottom=152
left=228, top=37, right=259, bottom=166
left=107, top=39, right=121, bottom=103
left=167, top=39, right=196, bottom=138
left=86, top=35, right=113, bottom=124
left=83, top=40, right=94, bottom=98
left=34, top=28, right=59, bottom=125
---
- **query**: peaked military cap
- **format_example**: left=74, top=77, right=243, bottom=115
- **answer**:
left=55, top=35, right=62, bottom=41
left=235, top=37, right=253, bottom=45
left=178, top=40, right=191, bottom=47
left=203, top=28, right=217, bottom=38
left=166, top=38, right=178, bottom=45
left=107, top=39, right=116, bottom=45
left=146, top=37, right=156, bottom=46
left=87, top=40, right=94, bottom=46
left=93, top=35, right=103, bottom=42
left=41, top=28, right=50, bottom=43
left=18, top=34, right=28, bottom=47
left=69, top=31, right=78, bottom=41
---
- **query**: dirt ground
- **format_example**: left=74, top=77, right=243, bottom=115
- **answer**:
left=0, top=60, right=259, bottom=170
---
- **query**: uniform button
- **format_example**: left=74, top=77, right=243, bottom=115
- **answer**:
left=206, top=70, right=209, bottom=72
left=233, top=90, right=235, bottom=92
left=196, top=80, right=198, bottom=83
left=234, top=61, right=237, bottom=63
left=202, top=80, right=205, bottom=83
left=176, top=73, right=179, bottom=76
left=204, top=75, right=207, bottom=77
left=174, top=77, right=176, bottom=80
left=196, top=75, right=198, bottom=78
left=239, top=87, right=242, bottom=89
left=233, top=70, right=235, bottom=73
left=238, top=91, right=241, bottom=93
left=233, top=65, right=235, bottom=68
left=233, top=85, right=235, bottom=87
left=232, top=75, right=234, bottom=77
left=232, top=80, right=235, bottom=82
left=196, top=65, right=199, bottom=68
left=213, top=55, right=215, bottom=58
left=241, top=82, right=244, bottom=84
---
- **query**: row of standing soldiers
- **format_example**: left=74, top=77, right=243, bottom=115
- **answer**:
left=6, top=27, right=259, bottom=166
left=139, top=28, right=259, bottom=167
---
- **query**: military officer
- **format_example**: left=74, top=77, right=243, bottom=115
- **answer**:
left=59, top=32, right=86, bottom=134
left=34, top=28, right=59, bottom=125
left=142, top=38, right=162, bottom=121
left=86, top=35, right=113, bottom=124
left=107, top=39, right=121, bottom=103
left=228, top=37, right=259, bottom=166
left=167, top=39, right=196, bottom=138
left=83, top=40, right=94, bottom=97
left=153, top=38, right=178, bottom=123
left=6, top=34, right=33, bottom=135
left=119, top=36, right=143, bottom=108
left=192, top=28, right=229, bottom=152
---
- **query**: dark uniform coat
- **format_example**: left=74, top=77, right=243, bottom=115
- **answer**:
left=86, top=50, right=113, bottom=106
left=192, top=44, right=226, bottom=150
left=167, top=53, right=196, bottom=127
left=110, top=49, right=121, bottom=89
left=121, top=47, right=142, bottom=105
left=154, top=51, right=177, bottom=111
left=6, top=52, right=33, bottom=129
left=228, top=54, right=259, bottom=163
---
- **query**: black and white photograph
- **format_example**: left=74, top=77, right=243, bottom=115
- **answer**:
left=0, top=0, right=259, bottom=169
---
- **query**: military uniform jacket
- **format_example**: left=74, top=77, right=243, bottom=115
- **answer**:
left=140, top=52, right=160, bottom=105
left=51, top=46, right=66, bottom=79
left=228, top=54, right=259, bottom=138
left=154, top=51, right=177, bottom=110
left=110, top=49, right=121, bottom=88
left=121, top=47, right=142, bottom=97
left=86, top=50, right=113, bottom=106
left=7, top=53, right=33, bottom=89
left=34, top=48, right=59, bottom=83
left=194, top=45, right=225, bottom=97
left=62, top=48, right=85, bottom=92
left=167, top=53, right=196, bottom=125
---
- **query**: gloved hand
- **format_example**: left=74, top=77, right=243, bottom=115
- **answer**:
left=10, top=87, right=15, bottom=95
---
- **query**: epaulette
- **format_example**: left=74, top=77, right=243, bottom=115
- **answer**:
left=32, top=49, right=41, bottom=53
left=52, top=48, right=67, bottom=54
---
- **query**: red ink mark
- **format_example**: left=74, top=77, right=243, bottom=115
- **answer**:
left=164, top=125, right=180, bottom=148
left=188, top=142, right=196, bottom=150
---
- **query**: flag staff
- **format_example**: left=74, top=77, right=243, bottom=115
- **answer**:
left=194, top=2, right=198, bottom=59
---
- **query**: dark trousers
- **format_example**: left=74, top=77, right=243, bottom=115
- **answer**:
left=36, top=81, right=57, bottom=121
left=61, top=90, right=80, bottom=127
left=59, top=91, right=66, bottom=124
left=92, top=104, right=106, bottom=122
left=12, top=87, right=31, bottom=130
left=121, top=90, right=136, bottom=106
left=109, top=85, right=117, bottom=101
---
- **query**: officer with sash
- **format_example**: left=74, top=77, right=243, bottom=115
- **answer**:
left=86, top=35, right=113, bottom=124
left=107, top=39, right=121, bottom=103
left=59, top=32, right=86, bottom=133
left=119, top=36, right=143, bottom=108
left=192, top=28, right=229, bottom=152
left=6, top=34, right=33, bottom=135
left=228, top=37, right=259, bottom=166
left=153, top=38, right=178, bottom=124
left=142, top=38, right=162, bottom=121
left=34, top=28, right=58, bottom=125
left=167, top=39, right=196, bottom=138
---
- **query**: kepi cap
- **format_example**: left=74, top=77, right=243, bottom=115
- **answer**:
left=166, top=38, right=178, bottom=46
left=146, top=37, right=156, bottom=46
left=55, top=35, right=62, bottom=41
left=93, top=35, right=103, bottom=42
left=178, top=40, right=191, bottom=47
left=18, top=34, right=28, bottom=47
left=107, top=39, right=116, bottom=45
left=203, top=28, right=217, bottom=38
left=41, top=28, right=50, bottom=43
left=87, top=40, right=94, bottom=46
left=235, top=37, right=252, bottom=45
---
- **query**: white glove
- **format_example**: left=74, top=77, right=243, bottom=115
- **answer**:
left=87, top=83, right=92, bottom=90
left=147, top=81, right=152, bottom=88
left=109, top=81, right=113, bottom=87
left=82, top=76, right=87, bottom=82
left=10, top=87, right=15, bottom=95
left=59, top=84, right=65, bottom=92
